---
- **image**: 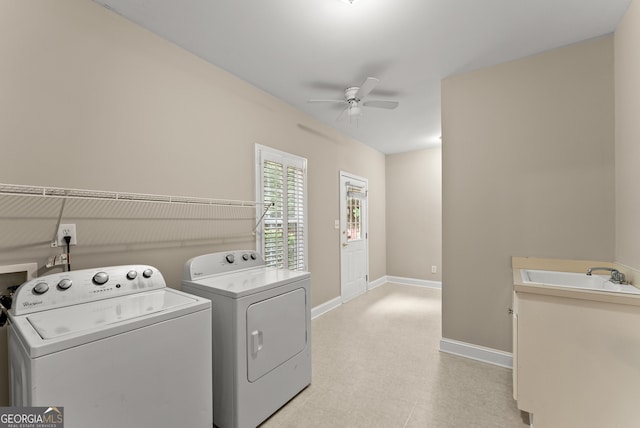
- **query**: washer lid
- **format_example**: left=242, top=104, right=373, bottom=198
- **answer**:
left=27, top=289, right=195, bottom=340
left=9, top=289, right=210, bottom=358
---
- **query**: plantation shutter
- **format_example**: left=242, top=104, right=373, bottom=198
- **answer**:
left=286, top=164, right=305, bottom=270
left=262, top=160, right=284, bottom=267
left=256, top=145, right=307, bottom=271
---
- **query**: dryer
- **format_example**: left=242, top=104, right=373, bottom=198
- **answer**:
left=8, top=265, right=212, bottom=428
left=182, top=250, right=311, bottom=428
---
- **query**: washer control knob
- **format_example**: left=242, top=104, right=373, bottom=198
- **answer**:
left=250, top=253, right=257, bottom=260
left=57, top=279, right=72, bottom=290
left=242, top=253, right=249, bottom=261
left=33, top=282, right=49, bottom=294
left=225, top=254, right=235, bottom=264
left=93, top=272, right=109, bottom=285
left=142, top=269, right=153, bottom=278
left=126, top=270, right=138, bottom=280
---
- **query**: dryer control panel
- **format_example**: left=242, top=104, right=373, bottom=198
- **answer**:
left=11, top=265, right=166, bottom=316
left=184, top=250, right=264, bottom=280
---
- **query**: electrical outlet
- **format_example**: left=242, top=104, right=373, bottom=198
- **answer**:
left=431, top=265, right=437, bottom=274
left=55, top=224, right=77, bottom=247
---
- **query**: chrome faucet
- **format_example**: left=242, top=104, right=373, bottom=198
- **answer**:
left=586, top=267, right=626, bottom=284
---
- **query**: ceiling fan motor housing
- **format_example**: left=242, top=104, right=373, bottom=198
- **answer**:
left=345, top=87, right=360, bottom=102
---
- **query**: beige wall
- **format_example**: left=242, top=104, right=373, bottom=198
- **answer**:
left=0, top=0, right=386, bottom=405
left=615, top=0, right=640, bottom=271
left=442, top=36, right=615, bottom=352
left=0, top=0, right=387, bottom=299
left=386, top=148, right=442, bottom=281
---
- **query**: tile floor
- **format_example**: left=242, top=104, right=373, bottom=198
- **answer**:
left=261, top=282, right=528, bottom=428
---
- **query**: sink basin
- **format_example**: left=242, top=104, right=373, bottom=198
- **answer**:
left=520, top=269, right=640, bottom=295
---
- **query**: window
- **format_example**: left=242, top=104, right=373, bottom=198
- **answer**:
left=255, top=145, right=307, bottom=271
left=346, top=185, right=364, bottom=242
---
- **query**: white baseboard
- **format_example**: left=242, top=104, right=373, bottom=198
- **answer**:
left=440, top=338, right=513, bottom=369
left=311, top=296, right=342, bottom=319
left=385, top=275, right=442, bottom=289
left=311, top=276, right=442, bottom=320
left=368, top=276, right=387, bottom=290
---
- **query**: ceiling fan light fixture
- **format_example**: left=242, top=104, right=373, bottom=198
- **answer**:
left=349, top=104, right=362, bottom=117
left=340, top=0, right=361, bottom=4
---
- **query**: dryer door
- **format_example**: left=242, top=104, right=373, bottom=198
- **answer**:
left=246, top=288, right=307, bottom=382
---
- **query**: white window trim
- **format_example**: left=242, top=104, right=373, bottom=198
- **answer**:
left=255, top=144, right=308, bottom=270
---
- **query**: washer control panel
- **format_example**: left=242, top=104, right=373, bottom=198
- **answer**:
left=11, top=265, right=166, bottom=316
left=184, top=250, right=264, bottom=280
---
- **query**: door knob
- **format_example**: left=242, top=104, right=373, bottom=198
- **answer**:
left=342, top=243, right=348, bottom=247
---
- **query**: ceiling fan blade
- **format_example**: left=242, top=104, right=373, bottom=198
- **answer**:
left=362, top=100, right=399, bottom=109
left=355, top=77, right=379, bottom=100
left=308, top=99, right=347, bottom=104
left=336, top=106, right=349, bottom=122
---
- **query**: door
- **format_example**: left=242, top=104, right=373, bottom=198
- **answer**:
left=340, top=172, right=368, bottom=302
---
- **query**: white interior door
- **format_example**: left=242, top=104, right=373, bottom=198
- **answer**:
left=340, top=172, right=368, bottom=302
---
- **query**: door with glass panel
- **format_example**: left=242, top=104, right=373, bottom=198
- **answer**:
left=339, top=172, right=368, bottom=302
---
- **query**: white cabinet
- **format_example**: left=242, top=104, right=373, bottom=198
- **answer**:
left=513, top=289, right=640, bottom=428
left=511, top=291, right=518, bottom=401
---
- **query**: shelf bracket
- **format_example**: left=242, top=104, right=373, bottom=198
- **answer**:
left=253, top=201, right=275, bottom=234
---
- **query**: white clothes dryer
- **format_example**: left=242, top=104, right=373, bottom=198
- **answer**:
left=182, top=250, right=311, bottom=428
left=8, top=265, right=212, bottom=428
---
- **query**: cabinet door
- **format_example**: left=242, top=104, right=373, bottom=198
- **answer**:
left=512, top=311, right=518, bottom=400
left=246, top=288, right=307, bottom=382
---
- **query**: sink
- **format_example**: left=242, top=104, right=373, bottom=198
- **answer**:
left=520, top=269, right=640, bottom=295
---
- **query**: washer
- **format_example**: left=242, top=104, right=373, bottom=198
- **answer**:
left=182, top=250, right=311, bottom=428
left=7, top=265, right=213, bottom=428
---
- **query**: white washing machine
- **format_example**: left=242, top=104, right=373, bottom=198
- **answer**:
left=182, top=250, right=311, bottom=428
left=8, top=265, right=213, bottom=428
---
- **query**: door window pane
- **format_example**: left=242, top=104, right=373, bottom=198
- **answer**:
left=346, top=186, right=363, bottom=242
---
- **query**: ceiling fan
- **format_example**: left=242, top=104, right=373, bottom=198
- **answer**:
left=308, top=77, right=399, bottom=122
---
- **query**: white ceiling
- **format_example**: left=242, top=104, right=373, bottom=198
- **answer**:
left=94, top=0, right=631, bottom=154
